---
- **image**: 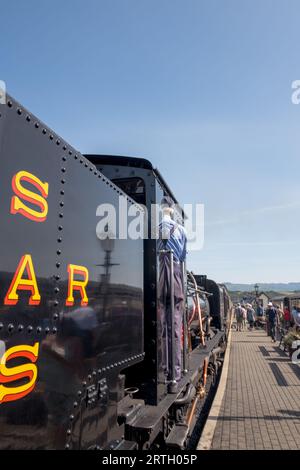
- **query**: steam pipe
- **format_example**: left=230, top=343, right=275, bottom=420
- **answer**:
left=174, top=383, right=196, bottom=405
left=181, top=261, right=188, bottom=374
left=189, top=271, right=205, bottom=346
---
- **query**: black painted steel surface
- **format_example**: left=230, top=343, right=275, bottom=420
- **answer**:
left=0, top=96, right=229, bottom=451
left=0, top=96, right=144, bottom=449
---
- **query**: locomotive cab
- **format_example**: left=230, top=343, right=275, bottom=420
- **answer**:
left=85, top=154, right=185, bottom=406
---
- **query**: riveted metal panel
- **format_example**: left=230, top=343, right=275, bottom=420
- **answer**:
left=86, top=158, right=167, bottom=405
left=0, top=95, right=144, bottom=449
left=0, top=96, right=68, bottom=449
left=57, top=155, right=144, bottom=367
left=57, top=155, right=144, bottom=449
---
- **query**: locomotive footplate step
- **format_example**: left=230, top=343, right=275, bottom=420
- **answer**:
left=118, top=395, right=145, bottom=425
left=165, top=424, right=189, bottom=448
left=114, top=440, right=138, bottom=450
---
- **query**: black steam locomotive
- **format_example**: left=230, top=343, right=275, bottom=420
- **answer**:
left=0, top=94, right=231, bottom=449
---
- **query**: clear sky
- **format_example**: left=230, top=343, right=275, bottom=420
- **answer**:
left=1, top=0, right=300, bottom=283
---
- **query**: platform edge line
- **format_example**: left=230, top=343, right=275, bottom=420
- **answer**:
left=196, top=317, right=233, bottom=450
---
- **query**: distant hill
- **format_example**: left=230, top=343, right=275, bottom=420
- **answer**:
left=224, top=282, right=300, bottom=292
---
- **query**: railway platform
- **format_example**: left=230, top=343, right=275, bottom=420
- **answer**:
left=198, top=328, right=300, bottom=450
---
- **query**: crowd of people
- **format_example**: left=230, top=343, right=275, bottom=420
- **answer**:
left=233, top=301, right=300, bottom=342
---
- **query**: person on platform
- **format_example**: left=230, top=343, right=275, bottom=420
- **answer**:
left=265, top=302, right=278, bottom=342
left=283, top=306, right=291, bottom=329
left=158, top=196, right=187, bottom=392
left=235, top=303, right=244, bottom=332
left=256, top=303, right=264, bottom=317
left=275, top=305, right=284, bottom=327
left=246, top=303, right=256, bottom=330
left=292, top=306, right=300, bottom=328
left=241, top=303, right=247, bottom=330
left=255, top=303, right=264, bottom=328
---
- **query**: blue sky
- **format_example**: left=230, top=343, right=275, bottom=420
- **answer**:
left=1, top=0, right=300, bottom=283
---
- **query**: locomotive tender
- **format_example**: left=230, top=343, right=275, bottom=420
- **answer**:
left=0, top=94, right=230, bottom=449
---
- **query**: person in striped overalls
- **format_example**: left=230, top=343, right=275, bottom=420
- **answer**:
left=158, top=196, right=187, bottom=391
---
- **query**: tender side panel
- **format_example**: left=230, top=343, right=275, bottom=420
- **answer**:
left=0, top=96, right=144, bottom=449
left=0, top=98, right=64, bottom=448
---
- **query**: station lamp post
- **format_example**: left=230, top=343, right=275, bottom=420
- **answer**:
left=97, top=233, right=119, bottom=320
left=254, top=283, right=259, bottom=305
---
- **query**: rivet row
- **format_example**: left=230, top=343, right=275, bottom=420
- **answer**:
left=7, top=98, right=80, bottom=159
left=0, top=323, right=56, bottom=335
